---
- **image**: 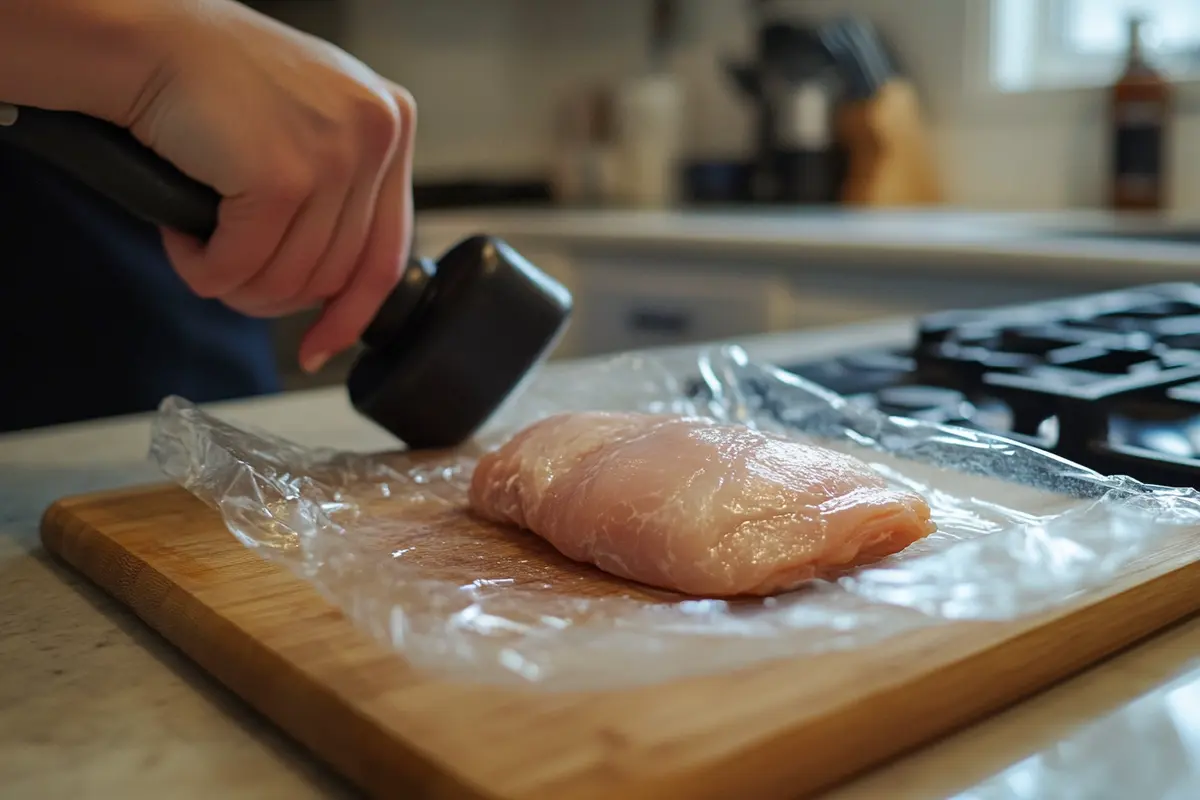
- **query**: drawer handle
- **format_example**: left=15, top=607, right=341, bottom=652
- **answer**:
left=628, top=308, right=691, bottom=335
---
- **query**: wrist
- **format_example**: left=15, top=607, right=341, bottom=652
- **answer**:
left=0, top=1, right=174, bottom=124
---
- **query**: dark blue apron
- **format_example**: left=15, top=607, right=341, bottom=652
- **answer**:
left=0, top=143, right=281, bottom=433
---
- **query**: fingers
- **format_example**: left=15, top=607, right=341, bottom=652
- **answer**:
left=222, top=186, right=349, bottom=317
left=298, top=159, right=408, bottom=372
left=289, top=120, right=396, bottom=307
left=161, top=180, right=301, bottom=301
left=298, top=86, right=416, bottom=373
left=225, top=89, right=403, bottom=316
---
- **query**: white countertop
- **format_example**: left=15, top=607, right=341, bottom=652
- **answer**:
left=415, top=207, right=1200, bottom=279
left=5, top=318, right=1200, bottom=799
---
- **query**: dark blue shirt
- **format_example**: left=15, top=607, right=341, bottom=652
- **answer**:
left=0, top=144, right=281, bottom=433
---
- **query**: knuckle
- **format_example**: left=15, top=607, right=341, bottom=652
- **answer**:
left=263, top=164, right=315, bottom=207
left=355, top=91, right=402, bottom=156
left=392, top=85, right=417, bottom=133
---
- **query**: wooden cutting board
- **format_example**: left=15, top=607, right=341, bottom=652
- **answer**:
left=40, top=476, right=1200, bottom=800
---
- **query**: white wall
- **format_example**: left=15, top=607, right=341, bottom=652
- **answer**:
left=324, top=0, right=1200, bottom=211
left=340, top=0, right=759, bottom=180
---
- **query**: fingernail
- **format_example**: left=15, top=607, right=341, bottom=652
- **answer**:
left=302, top=351, right=331, bottom=374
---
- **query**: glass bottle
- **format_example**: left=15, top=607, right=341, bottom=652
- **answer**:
left=1109, top=15, right=1172, bottom=212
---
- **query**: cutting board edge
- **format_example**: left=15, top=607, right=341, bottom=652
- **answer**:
left=38, top=492, right=500, bottom=800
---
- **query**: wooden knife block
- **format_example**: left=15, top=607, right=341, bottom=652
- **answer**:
left=836, top=79, right=943, bottom=206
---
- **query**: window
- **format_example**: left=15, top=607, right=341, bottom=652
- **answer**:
left=991, top=0, right=1200, bottom=92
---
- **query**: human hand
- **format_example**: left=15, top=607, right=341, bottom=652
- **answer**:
left=122, top=0, right=416, bottom=373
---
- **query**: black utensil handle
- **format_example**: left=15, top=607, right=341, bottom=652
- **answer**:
left=0, top=103, right=220, bottom=241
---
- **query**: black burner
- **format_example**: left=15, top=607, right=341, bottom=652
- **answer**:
left=778, top=282, right=1200, bottom=488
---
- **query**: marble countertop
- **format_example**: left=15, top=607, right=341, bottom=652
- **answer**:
left=5, top=318, right=1200, bottom=799
left=414, top=207, right=1200, bottom=280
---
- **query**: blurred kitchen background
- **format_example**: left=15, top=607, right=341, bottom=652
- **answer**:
left=246, top=0, right=1200, bottom=389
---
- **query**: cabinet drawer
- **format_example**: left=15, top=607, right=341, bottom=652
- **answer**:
left=570, top=266, right=795, bottom=356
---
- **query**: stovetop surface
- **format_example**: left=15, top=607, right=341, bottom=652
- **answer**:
left=777, top=282, right=1200, bottom=488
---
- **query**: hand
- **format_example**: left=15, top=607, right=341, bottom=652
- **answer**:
left=122, top=1, right=417, bottom=373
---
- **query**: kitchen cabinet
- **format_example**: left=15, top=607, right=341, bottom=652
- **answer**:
left=567, top=261, right=796, bottom=357
left=517, top=249, right=910, bottom=359
left=552, top=249, right=1101, bottom=359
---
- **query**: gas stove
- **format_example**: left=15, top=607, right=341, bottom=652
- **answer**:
left=776, top=282, right=1200, bottom=489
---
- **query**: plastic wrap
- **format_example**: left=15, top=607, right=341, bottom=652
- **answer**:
left=150, top=345, right=1200, bottom=690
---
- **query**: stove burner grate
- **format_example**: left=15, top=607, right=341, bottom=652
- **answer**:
left=773, top=283, right=1200, bottom=488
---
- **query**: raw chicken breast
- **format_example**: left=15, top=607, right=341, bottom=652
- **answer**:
left=468, top=411, right=936, bottom=597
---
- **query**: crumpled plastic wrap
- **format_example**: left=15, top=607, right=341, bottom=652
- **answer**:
left=149, top=345, right=1200, bottom=690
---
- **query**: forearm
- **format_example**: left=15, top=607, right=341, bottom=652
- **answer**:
left=0, top=0, right=168, bottom=123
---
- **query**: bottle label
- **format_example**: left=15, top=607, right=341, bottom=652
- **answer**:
left=1114, top=101, right=1164, bottom=200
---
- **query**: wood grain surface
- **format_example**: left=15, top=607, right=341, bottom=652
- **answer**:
left=39, top=475, right=1200, bottom=800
